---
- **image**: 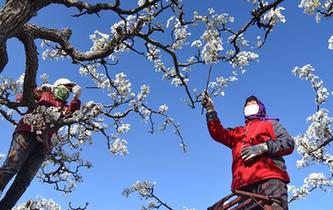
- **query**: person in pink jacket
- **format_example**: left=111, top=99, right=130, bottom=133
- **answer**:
left=0, top=78, right=81, bottom=210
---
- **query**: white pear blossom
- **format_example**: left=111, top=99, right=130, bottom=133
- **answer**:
left=113, top=72, right=132, bottom=98
left=328, top=35, right=333, bottom=49
left=315, top=13, right=321, bottom=23
left=139, top=106, right=151, bottom=119
left=255, top=36, right=263, bottom=47
left=13, top=197, right=61, bottom=210
left=41, top=47, right=67, bottom=60
left=111, top=15, right=138, bottom=37
left=194, top=9, right=235, bottom=63
left=158, top=104, right=168, bottom=113
left=209, top=74, right=238, bottom=96
left=229, top=34, right=250, bottom=48
left=171, top=76, right=189, bottom=87
left=294, top=108, right=333, bottom=168
left=289, top=173, right=333, bottom=201
left=17, top=73, right=25, bottom=87
left=231, top=51, right=259, bottom=69
left=109, top=136, right=128, bottom=156
left=69, top=124, right=93, bottom=144
left=117, top=123, right=130, bottom=134
left=262, top=7, right=286, bottom=25
left=191, top=40, right=202, bottom=48
left=292, top=64, right=329, bottom=105
left=137, top=85, right=150, bottom=101
left=288, top=184, right=310, bottom=201
left=147, top=44, right=161, bottom=61
left=167, top=17, right=191, bottom=50
left=40, top=74, right=49, bottom=84
left=89, top=30, right=110, bottom=52
left=122, top=180, right=155, bottom=198
left=299, top=0, right=321, bottom=15
left=23, top=106, right=62, bottom=133
left=138, top=0, right=148, bottom=6
left=201, top=29, right=223, bottom=63
left=0, top=153, right=5, bottom=160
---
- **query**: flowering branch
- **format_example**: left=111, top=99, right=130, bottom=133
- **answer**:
left=289, top=64, right=333, bottom=202
left=123, top=181, right=173, bottom=210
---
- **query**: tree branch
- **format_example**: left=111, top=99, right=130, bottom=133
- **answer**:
left=53, top=0, right=161, bottom=16
left=136, top=32, right=195, bottom=108
left=230, top=0, right=284, bottom=58
left=0, top=42, right=8, bottom=73
left=17, top=29, right=38, bottom=110
left=0, top=108, right=17, bottom=125
left=25, top=20, right=144, bottom=61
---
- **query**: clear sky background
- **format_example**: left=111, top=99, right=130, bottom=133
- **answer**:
left=1, top=0, right=333, bottom=209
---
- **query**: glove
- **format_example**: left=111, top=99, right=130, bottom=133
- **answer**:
left=72, top=85, right=81, bottom=99
left=41, top=84, right=53, bottom=92
left=241, top=142, right=268, bottom=163
left=201, top=90, right=215, bottom=112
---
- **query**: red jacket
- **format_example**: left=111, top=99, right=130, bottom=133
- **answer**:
left=206, top=111, right=294, bottom=190
left=15, top=89, right=81, bottom=139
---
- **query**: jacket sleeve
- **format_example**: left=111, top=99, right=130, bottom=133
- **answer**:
left=66, top=99, right=81, bottom=113
left=206, top=111, right=236, bottom=148
left=16, top=87, right=42, bottom=102
left=266, top=120, right=294, bottom=156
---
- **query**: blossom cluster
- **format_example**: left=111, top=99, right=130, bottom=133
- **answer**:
left=292, top=64, right=329, bottom=105
left=289, top=173, right=333, bottom=201
left=41, top=40, right=68, bottom=60
left=122, top=180, right=155, bottom=198
left=192, top=9, right=235, bottom=64
left=294, top=109, right=333, bottom=169
left=299, top=0, right=323, bottom=16
left=13, top=197, right=61, bottom=210
left=167, top=16, right=191, bottom=50
left=109, top=134, right=128, bottom=156
left=123, top=180, right=166, bottom=210
left=78, top=63, right=181, bottom=154
left=23, top=106, right=62, bottom=133
left=231, top=51, right=259, bottom=69
left=298, top=0, right=333, bottom=48
left=0, top=153, right=5, bottom=160
left=209, top=74, right=238, bottom=96
left=89, top=30, right=111, bottom=52
left=262, top=7, right=286, bottom=26
left=38, top=147, right=91, bottom=193
left=291, top=64, right=333, bottom=201
left=0, top=75, right=23, bottom=95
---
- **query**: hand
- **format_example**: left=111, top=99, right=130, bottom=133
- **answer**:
left=201, top=90, right=215, bottom=112
left=241, top=142, right=268, bottom=163
left=41, top=83, right=53, bottom=92
left=72, top=85, right=81, bottom=99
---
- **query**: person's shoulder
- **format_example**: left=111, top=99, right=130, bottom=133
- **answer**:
left=266, top=119, right=285, bottom=130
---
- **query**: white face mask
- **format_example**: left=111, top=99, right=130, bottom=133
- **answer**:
left=244, top=104, right=259, bottom=116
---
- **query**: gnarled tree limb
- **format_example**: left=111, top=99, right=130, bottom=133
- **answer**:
left=17, top=29, right=38, bottom=110
left=0, top=42, right=8, bottom=73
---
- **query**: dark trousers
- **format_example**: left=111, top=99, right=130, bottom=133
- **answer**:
left=0, top=132, right=47, bottom=210
left=240, top=179, right=288, bottom=210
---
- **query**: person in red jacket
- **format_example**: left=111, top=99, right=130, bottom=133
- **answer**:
left=0, top=78, right=81, bottom=210
left=202, top=93, right=294, bottom=210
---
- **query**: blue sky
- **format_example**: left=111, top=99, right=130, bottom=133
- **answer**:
left=1, top=0, right=333, bottom=209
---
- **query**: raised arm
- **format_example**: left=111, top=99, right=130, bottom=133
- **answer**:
left=206, top=111, right=237, bottom=148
